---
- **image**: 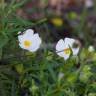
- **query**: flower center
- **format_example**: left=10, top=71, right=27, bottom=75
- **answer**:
left=24, top=40, right=31, bottom=47
left=64, top=48, right=71, bottom=54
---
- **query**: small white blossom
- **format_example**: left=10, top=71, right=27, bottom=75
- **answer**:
left=88, top=45, right=95, bottom=52
left=18, top=29, right=42, bottom=52
left=56, top=37, right=80, bottom=60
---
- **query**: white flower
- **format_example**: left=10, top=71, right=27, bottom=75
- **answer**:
left=18, top=29, right=42, bottom=52
left=56, top=37, right=80, bottom=60
left=88, top=45, right=95, bottom=52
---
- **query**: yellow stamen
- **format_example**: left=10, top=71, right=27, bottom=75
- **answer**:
left=64, top=48, right=71, bottom=54
left=24, top=40, right=31, bottom=47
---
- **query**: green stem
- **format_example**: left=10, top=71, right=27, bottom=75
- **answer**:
left=34, top=18, right=47, bottom=26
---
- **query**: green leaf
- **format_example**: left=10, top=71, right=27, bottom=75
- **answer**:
left=0, top=35, right=8, bottom=48
left=14, top=64, right=24, bottom=74
left=11, top=80, right=16, bottom=96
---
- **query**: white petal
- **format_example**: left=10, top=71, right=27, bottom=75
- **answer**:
left=56, top=39, right=68, bottom=51
left=33, top=33, right=42, bottom=44
left=63, top=54, right=70, bottom=60
left=18, top=35, right=31, bottom=44
left=28, top=34, right=42, bottom=52
left=18, top=35, right=24, bottom=43
left=29, top=45, right=40, bottom=52
left=19, top=43, right=28, bottom=50
left=64, top=37, right=75, bottom=47
left=18, top=29, right=34, bottom=43
left=56, top=51, right=70, bottom=60
left=18, top=34, right=33, bottom=44
left=19, top=43, right=34, bottom=52
left=25, top=29, right=34, bottom=36
left=72, top=48, right=79, bottom=55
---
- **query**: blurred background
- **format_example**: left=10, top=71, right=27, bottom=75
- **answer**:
left=5, top=0, right=96, bottom=46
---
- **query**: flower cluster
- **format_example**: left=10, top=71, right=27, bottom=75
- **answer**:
left=18, top=29, right=80, bottom=60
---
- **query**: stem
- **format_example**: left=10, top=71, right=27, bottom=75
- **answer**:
left=33, top=18, right=47, bottom=26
